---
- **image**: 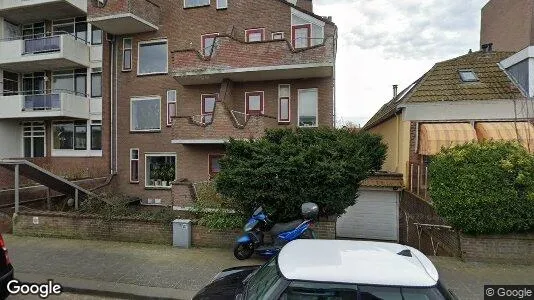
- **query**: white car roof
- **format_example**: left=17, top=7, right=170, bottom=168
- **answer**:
left=277, top=240, right=439, bottom=287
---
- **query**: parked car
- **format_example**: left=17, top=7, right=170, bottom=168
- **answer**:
left=0, top=234, right=13, bottom=299
left=193, top=239, right=457, bottom=300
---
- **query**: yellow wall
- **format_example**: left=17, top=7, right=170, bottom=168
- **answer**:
left=368, top=115, right=410, bottom=186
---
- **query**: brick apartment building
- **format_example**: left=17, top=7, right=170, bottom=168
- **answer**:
left=0, top=0, right=335, bottom=207
left=0, top=1, right=109, bottom=190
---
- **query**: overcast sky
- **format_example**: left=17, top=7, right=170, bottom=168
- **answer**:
left=313, top=0, right=489, bottom=127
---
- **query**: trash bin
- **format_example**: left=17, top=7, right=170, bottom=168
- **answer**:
left=172, top=219, right=191, bottom=248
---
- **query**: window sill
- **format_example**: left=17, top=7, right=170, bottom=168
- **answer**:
left=51, top=149, right=103, bottom=157
left=130, top=130, right=161, bottom=133
left=122, top=69, right=132, bottom=72
left=145, top=186, right=172, bottom=190
left=278, top=121, right=291, bottom=125
left=216, top=7, right=227, bottom=10
left=183, top=4, right=210, bottom=9
left=136, top=72, right=168, bottom=77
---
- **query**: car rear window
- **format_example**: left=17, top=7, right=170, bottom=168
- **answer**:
left=359, top=285, right=446, bottom=300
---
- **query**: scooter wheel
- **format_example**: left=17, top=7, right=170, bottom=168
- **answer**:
left=234, top=243, right=254, bottom=260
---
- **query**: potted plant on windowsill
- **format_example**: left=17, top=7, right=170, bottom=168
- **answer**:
left=151, top=165, right=163, bottom=187
left=161, top=164, right=175, bottom=187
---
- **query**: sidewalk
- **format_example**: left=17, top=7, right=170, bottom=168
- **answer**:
left=5, top=235, right=263, bottom=299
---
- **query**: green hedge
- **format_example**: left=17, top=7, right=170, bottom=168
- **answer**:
left=429, top=141, right=534, bottom=234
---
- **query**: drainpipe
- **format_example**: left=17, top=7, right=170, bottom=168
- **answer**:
left=109, top=37, right=114, bottom=174
left=114, top=37, right=118, bottom=173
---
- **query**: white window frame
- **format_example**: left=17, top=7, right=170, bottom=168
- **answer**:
left=216, top=0, right=227, bottom=9
left=122, top=37, right=132, bottom=71
left=22, top=121, right=46, bottom=158
left=184, top=0, right=210, bottom=8
left=130, top=96, right=162, bottom=132
left=298, top=88, right=318, bottom=128
left=245, top=28, right=265, bottom=42
left=130, top=148, right=140, bottom=183
left=201, top=33, right=219, bottom=57
left=51, top=121, right=89, bottom=151
left=245, top=91, right=265, bottom=115
left=272, top=32, right=285, bottom=40
left=278, top=84, right=291, bottom=123
left=144, top=153, right=177, bottom=188
left=167, top=90, right=177, bottom=126
left=137, top=39, right=168, bottom=76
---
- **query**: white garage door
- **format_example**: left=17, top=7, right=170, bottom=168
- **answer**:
left=336, top=190, right=399, bottom=241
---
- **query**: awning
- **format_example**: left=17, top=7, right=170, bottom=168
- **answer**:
left=418, top=123, right=477, bottom=155
left=475, top=122, right=534, bottom=152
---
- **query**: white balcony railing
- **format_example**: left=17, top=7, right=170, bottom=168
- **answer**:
left=0, top=92, right=90, bottom=119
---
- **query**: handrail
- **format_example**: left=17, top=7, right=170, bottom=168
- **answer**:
left=0, top=89, right=88, bottom=98
left=0, top=31, right=88, bottom=44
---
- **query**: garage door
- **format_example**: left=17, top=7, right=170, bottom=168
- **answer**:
left=336, top=190, right=399, bottom=241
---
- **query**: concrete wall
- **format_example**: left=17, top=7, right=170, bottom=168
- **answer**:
left=0, top=120, right=21, bottom=159
left=480, top=0, right=534, bottom=52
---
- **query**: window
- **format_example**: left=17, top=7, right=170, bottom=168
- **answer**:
left=459, top=70, right=478, bottom=82
left=145, top=154, right=176, bottom=188
left=91, top=120, right=102, bottom=150
left=3, top=71, right=19, bottom=96
left=91, top=25, right=102, bottom=45
left=280, top=282, right=358, bottom=300
left=245, top=28, right=265, bottom=42
left=131, top=97, right=161, bottom=131
left=123, top=38, right=132, bottom=71
left=245, top=257, right=283, bottom=299
left=91, top=69, right=102, bottom=98
left=209, top=154, right=223, bottom=177
left=201, top=94, right=217, bottom=123
left=52, top=69, right=87, bottom=96
left=272, top=32, right=284, bottom=40
left=167, top=90, right=177, bottom=126
left=298, top=88, right=318, bottom=127
left=130, top=149, right=139, bottom=183
left=138, top=40, right=168, bottom=75
left=246, top=91, right=264, bottom=116
left=52, top=17, right=87, bottom=42
left=23, top=122, right=45, bottom=158
left=216, top=0, right=227, bottom=9
left=53, top=121, right=87, bottom=150
left=201, top=33, right=218, bottom=57
left=184, top=0, right=210, bottom=8
left=278, top=84, right=290, bottom=123
left=358, top=285, right=447, bottom=300
left=22, top=22, right=45, bottom=40
left=22, top=72, right=45, bottom=95
left=292, top=24, right=311, bottom=49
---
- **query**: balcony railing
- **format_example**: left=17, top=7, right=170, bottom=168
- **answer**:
left=0, top=90, right=90, bottom=119
left=23, top=94, right=61, bottom=110
left=24, top=35, right=60, bottom=54
left=408, top=162, right=429, bottom=200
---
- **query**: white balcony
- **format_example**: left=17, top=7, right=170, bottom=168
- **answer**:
left=0, top=92, right=90, bottom=119
left=0, top=0, right=86, bottom=24
left=0, top=34, right=90, bottom=73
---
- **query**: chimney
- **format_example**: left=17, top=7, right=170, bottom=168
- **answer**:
left=481, top=43, right=493, bottom=53
left=393, top=85, right=398, bottom=98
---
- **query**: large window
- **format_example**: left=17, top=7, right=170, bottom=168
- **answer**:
left=246, top=91, right=264, bottom=116
left=292, top=24, right=311, bottom=49
left=22, top=22, right=45, bottom=40
left=278, top=84, right=290, bottom=123
left=130, top=149, right=139, bottom=183
left=22, top=72, right=45, bottom=95
left=91, top=120, right=102, bottom=150
left=184, top=0, right=210, bottom=8
left=138, top=40, right=168, bottom=75
left=53, top=121, right=87, bottom=150
left=123, top=38, right=132, bottom=71
left=245, top=28, right=265, bottom=42
left=91, top=68, right=102, bottom=98
left=52, top=17, right=87, bottom=42
left=201, top=94, right=217, bottom=123
left=23, top=122, right=45, bottom=158
left=130, top=97, right=161, bottom=131
left=52, top=69, right=87, bottom=96
left=201, top=33, right=218, bottom=57
left=298, top=88, right=318, bottom=127
left=3, top=71, right=19, bottom=96
left=167, top=90, right=177, bottom=126
left=145, top=154, right=176, bottom=188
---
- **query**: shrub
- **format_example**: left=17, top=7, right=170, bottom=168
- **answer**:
left=429, top=141, right=534, bottom=234
left=215, top=127, right=387, bottom=222
left=192, top=181, right=245, bottom=229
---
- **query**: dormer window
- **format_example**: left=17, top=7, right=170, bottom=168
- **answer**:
left=459, top=70, right=478, bottom=82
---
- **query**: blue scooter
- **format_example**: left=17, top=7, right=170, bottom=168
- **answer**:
left=233, top=202, right=318, bottom=260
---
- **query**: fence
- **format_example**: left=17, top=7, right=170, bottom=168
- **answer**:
left=408, top=162, right=429, bottom=200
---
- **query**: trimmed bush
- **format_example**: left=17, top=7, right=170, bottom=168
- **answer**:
left=429, top=141, right=534, bottom=234
left=214, top=127, right=387, bottom=222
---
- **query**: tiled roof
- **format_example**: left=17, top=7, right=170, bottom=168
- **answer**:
left=363, top=51, right=525, bottom=130
left=361, top=172, right=404, bottom=188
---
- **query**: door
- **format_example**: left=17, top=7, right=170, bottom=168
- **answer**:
left=336, top=190, right=399, bottom=241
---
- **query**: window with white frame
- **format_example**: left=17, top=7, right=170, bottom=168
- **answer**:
left=91, top=68, right=102, bottom=98
left=123, top=38, right=132, bottom=71
left=278, top=84, right=290, bottom=123
left=272, top=32, right=285, bottom=40
left=23, top=122, right=45, bottom=158
left=201, top=33, right=218, bottom=57
left=130, top=148, right=139, bottom=183
left=246, top=91, right=264, bottom=116
left=145, top=154, right=176, bottom=188
left=167, top=90, right=177, bottom=126
left=91, top=25, right=102, bottom=45
left=201, top=94, right=217, bottom=123
left=53, top=121, right=88, bottom=150
left=184, top=0, right=210, bottom=8
left=298, top=88, right=318, bottom=127
left=216, top=0, right=227, bottom=9
left=52, top=69, right=87, bottom=96
left=91, top=120, right=102, bottom=150
left=131, top=97, right=161, bottom=131
left=245, top=28, right=265, bottom=42
left=292, top=24, right=311, bottom=49
left=138, top=40, right=168, bottom=75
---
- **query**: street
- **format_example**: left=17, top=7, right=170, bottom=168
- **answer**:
left=4, top=235, right=534, bottom=299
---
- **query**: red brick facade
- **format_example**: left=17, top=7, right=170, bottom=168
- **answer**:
left=87, top=0, right=336, bottom=205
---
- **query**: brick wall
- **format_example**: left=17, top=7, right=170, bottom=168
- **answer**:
left=460, top=234, right=534, bottom=264
left=13, top=211, right=337, bottom=248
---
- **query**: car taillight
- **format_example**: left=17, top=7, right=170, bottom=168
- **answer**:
left=0, top=235, right=11, bottom=265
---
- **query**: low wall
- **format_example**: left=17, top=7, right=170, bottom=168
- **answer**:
left=13, top=211, right=337, bottom=248
left=460, top=233, right=534, bottom=264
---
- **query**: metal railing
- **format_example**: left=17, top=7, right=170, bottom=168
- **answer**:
left=409, top=162, right=429, bottom=200
left=24, top=35, right=61, bottom=54
left=23, top=94, right=61, bottom=111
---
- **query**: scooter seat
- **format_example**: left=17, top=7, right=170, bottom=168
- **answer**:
left=270, top=219, right=303, bottom=235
